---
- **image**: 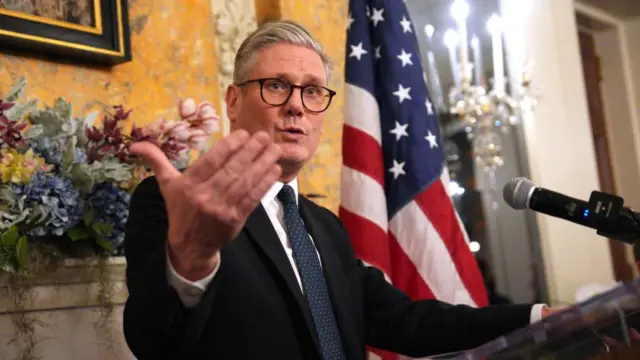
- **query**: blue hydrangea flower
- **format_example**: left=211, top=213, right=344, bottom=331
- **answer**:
left=28, top=138, right=88, bottom=168
left=88, top=182, right=131, bottom=253
left=75, top=148, right=87, bottom=164
left=28, top=137, right=64, bottom=167
left=12, top=172, right=84, bottom=237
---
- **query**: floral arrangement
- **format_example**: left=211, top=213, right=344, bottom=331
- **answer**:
left=0, top=77, right=219, bottom=273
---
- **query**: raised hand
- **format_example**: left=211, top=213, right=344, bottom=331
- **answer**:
left=129, top=130, right=282, bottom=280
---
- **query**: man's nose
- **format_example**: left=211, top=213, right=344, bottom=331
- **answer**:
left=281, top=88, right=304, bottom=117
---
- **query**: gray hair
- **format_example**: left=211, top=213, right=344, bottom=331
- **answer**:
left=233, top=20, right=332, bottom=85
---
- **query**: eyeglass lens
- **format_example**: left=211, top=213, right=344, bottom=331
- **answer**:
left=261, top=79, right=331, bottom=112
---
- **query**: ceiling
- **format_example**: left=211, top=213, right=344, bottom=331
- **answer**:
left=576, top=0, right=640, bottom=20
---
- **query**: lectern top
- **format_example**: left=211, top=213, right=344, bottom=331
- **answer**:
left=453, top=277, right=640, bottom=359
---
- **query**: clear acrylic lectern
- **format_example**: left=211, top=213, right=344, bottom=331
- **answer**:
left=435, top=277, right=640, bottom=359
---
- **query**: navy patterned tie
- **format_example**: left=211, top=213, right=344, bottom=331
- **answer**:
left=277, top=185, right=346, bottom=360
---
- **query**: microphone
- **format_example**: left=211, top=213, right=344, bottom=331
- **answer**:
left=503, top=177, right=640, bottom=245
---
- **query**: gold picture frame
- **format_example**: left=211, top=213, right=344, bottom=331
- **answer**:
left=0, top=0, right=131, bottom=65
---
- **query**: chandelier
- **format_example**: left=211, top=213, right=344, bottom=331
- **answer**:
left=424, top=0, right=538, bottom=174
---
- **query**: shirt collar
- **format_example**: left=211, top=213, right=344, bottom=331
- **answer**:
left=262, top=178, right=299, bottom=206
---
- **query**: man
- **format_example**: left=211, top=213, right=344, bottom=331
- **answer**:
left=123, top=20, right=551, bottom=360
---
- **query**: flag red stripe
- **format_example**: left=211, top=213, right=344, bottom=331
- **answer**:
left=414, top=179, right=489, bottom=307
left=339, top=206, right=392, bottom=278
left=388, top=231, right=437, bottom=300
left=342, top=124, right=386, bottom=187
left=369, top=348, right=398, bottom=360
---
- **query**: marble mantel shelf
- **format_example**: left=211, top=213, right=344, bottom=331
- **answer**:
left=0, top=256, right=128, bottom=314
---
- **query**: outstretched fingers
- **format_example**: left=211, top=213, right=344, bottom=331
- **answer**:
left=236, top=164, right=283, bottom=219
left=129, top=141, right=180, bottom=189
left=186, top=129, right=251, bottom=184
left=197, top=132, right=274, bottom=198
left=224, top=141, right=282, bottom=207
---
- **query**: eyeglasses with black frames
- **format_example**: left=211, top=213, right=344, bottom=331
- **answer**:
left=235, top=78, right=336, bottom=113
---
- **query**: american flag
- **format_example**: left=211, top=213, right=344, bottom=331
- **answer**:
left=338, top=1, right=489, bottom=358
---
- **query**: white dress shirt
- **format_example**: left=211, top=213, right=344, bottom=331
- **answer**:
left=166, top=178, right=546, bottom=322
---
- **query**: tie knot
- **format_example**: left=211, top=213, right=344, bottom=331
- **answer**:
left=277, top=184, right=297, bottom=205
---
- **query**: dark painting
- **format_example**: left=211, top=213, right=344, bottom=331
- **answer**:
left=1, top=0, right=96, bottom=27
left=0, top=0, right=131, bottom=65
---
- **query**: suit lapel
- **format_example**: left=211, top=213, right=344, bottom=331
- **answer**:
left=243, top=205, right=323, bottom=355
left=299, top=198, right=360, bottom=360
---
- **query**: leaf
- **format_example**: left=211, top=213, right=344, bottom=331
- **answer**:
left=0, top=191, right=38, bottom=231
left=21, top=123, right=44, bottom=140
left=83, top=211, right=94, bottom=227
left=5, top=99, right=38, bottom=121
left=68, top=227, right=91, bottom=242
left=92, top=222, right=113, bottom=236
left=61, top=136, right=78, bottom=173
left=69, top=163, right=95, bottom=193
left=75, top=112, right=96, bottom=147
left=28, top=99, right=76, bottom=140
left=15, top=236, right=28, bottom=269
left=95, top=236, right=113, bottom=253
left=5, top=76, right=26, bottom=102
left=0, top=226, right=19, bottom=247
left=90, top=157, right=133, bottom=183
left=23, top=204, right=50, bottom=227
left=54, top=97, right=73, bottom=120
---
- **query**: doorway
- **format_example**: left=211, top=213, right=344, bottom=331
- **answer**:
left=578, top=29, right=635, bottom=281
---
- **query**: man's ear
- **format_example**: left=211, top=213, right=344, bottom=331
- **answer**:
left=225, top=84, right=239, bottom=124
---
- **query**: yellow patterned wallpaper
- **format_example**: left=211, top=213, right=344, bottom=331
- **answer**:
left=0, top=0, right=221, bottom=136
left=0, top=0, right=347, bottom=214
left=260, top=0, right=348, bottom=214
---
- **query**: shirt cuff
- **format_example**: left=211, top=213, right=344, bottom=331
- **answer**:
left=530, top=303, right=548, bottom=324
left=166, top=249, right=220, bottom=308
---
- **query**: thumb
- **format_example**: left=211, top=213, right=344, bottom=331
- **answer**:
left=129, top=141, right=180, bottom=186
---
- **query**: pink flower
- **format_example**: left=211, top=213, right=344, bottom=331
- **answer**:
left=160, top=137, right=188, bottom=160
left=129, top=125, right=156, bottom=144
left=199, top=118, right=219, bottom=134
left=144, top=119, right=180, bottom=138
left=197, top=101, right=217, bottom=121
left=170, top=122, right=191, bottom=142
left=125, top=99, right=222, bottom=165
left=189, top=130, right=210, bottom=150
left=178, top=98, right=198, bottom=121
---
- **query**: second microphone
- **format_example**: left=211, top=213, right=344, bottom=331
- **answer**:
left=503, top=177, right=640, bottom=245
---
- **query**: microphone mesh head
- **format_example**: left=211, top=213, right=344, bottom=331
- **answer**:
left=503, top=177, right=535, bottom=210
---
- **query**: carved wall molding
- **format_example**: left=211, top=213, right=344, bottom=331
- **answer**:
left=211, top=0, right=258, bottom=136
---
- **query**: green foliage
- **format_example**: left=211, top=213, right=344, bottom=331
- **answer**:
left=68, top=156, right=132, bottom=194
left=0, top=186, right=49, bottom=233
left=0, top=226, right=30, bottom=272
left=67, top=212, right=114, bottom=253
left=24, top=97, right=79, bottom=141
left=4, top=76, right=26, bottom=102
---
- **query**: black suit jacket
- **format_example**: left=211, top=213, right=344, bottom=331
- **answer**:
left=123, top=177, right=534, bottom=360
